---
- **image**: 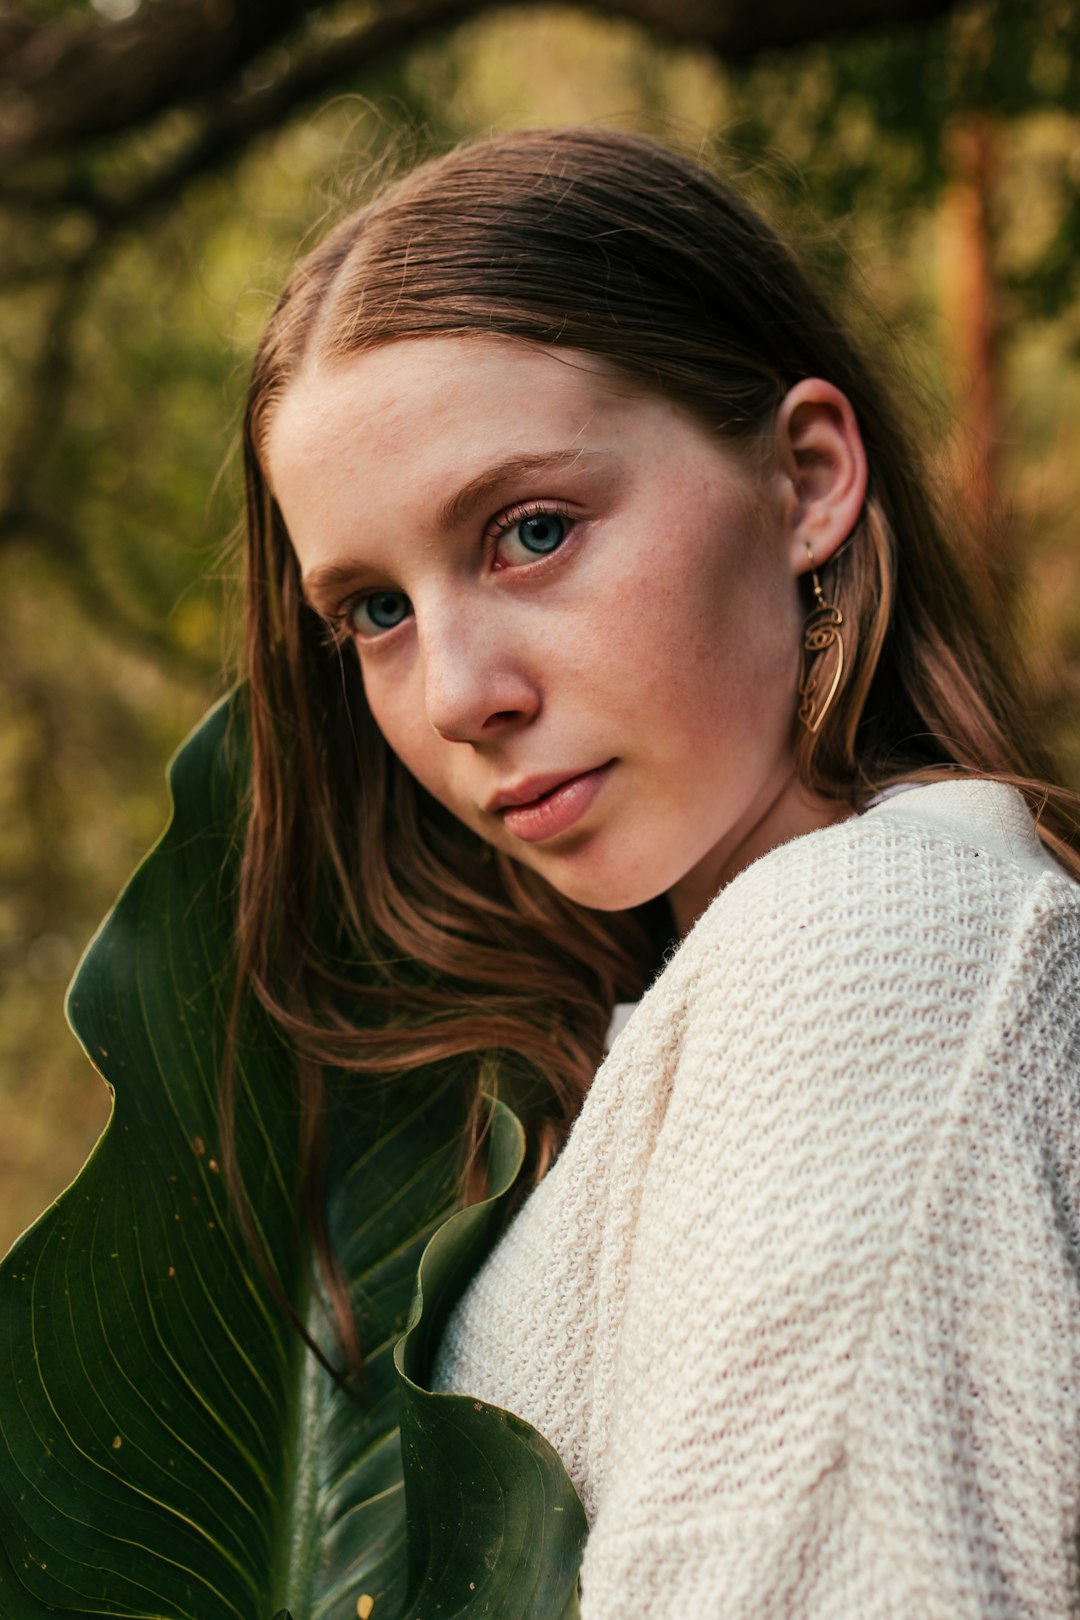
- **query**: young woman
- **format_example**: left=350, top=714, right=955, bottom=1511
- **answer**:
left=237, top=127, right=1080, bottom=1614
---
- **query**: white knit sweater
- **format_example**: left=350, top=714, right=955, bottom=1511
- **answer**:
left=433, top=781, right=1080, bottom=1618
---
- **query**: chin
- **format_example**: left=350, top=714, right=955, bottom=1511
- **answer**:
left=520, top=848, right=676, bottom=916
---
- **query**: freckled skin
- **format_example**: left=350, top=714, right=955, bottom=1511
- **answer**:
left=268, top=335, right=850, bottom=933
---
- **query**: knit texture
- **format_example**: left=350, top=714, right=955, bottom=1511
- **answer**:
left=432, top=782, right=1080, bottom=1618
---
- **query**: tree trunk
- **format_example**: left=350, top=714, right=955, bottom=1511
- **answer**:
left=940, top=112, right=1005, bottom=611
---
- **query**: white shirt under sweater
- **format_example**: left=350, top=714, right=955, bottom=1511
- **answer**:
left=432, top=781, right=1080, bottom=1618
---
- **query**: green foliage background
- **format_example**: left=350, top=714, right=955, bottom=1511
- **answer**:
left=4, top=0, right=1080, bottom=1254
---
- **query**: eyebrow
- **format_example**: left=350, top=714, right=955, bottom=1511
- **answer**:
left=436, top=448, right=606, bottom=530
left=301, top=558, right=374, bottom=613
left=301, top=447, right=607, bottom=611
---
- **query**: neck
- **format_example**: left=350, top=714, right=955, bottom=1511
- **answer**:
left=667, top=771, right=852, bottom=936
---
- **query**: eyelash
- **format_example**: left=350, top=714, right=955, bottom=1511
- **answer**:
left=324, top=498, right=577, bottom=647
left=487, top=498, right=575, bottom=550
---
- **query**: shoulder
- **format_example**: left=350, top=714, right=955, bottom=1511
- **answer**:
left=623, top=784, right=1080, bottom=1310
left=601, top=779, right=1080, bottom=1179
left=651, top=780, right=1080, bottom=1115
left=681, top=777, right=1079, bottom=988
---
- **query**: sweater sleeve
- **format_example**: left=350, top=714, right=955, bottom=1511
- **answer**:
left=579, top=856, right=1080, bottom=1620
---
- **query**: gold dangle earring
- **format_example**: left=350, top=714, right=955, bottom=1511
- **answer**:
left=797, top=542, right=845, bottom=735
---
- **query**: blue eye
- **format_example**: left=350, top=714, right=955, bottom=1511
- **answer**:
left=350, top=590, right=411, bottom=637
left=517, top=514, right=567, bottom=553
left=496, top=511, right=570, bottom=566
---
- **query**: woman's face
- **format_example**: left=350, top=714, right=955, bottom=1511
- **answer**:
left=269, top=335, right=843, bottom=930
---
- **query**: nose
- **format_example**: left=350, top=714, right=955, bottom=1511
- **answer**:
left=419, top=606, right=540, bottom=742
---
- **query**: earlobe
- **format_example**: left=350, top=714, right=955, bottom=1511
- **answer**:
left=775, top=379, right=868, bottom=574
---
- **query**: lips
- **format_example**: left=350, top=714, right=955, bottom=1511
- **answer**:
left=486, top=770, right=595, bottom=813
left=489, top=762, right=615, bottom=844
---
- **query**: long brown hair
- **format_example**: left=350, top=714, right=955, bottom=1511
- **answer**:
left=226, top=127, right=1079, bottom=1367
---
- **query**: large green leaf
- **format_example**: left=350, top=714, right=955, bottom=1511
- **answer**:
left=0, top=695, right=585, bottom=1619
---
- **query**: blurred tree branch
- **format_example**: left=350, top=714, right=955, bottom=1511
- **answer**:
left=0, top=0, right=963, bottom=587
left=5, top=0, right=1076, bottom=628
left=3, top=0, right=958, bottom=173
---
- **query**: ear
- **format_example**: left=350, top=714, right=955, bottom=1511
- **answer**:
left=774, top=379, right=868, bottom=575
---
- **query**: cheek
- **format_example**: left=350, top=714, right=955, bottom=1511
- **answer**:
left=360, top=671, right=434, bottom=785
left=360, top=668, right=482, bottom=831
left=596, top=514, right=798, bottom=730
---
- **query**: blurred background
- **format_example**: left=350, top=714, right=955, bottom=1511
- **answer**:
left=3, top=0, right=1080, bottom=1254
